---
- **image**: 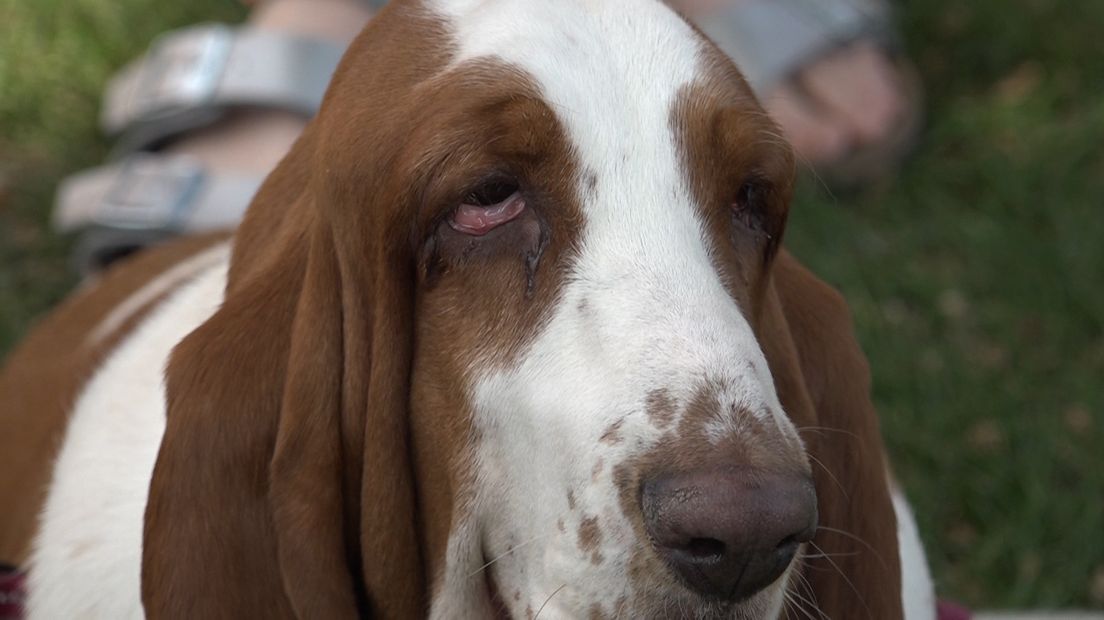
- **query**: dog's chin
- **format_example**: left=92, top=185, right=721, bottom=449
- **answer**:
left=477, top=541, right=791, bottom=620
left=481, top=571, right=784, bottom=620
left=614, top=550, right=791, bottom=619
left=633, top=586, right=783, bottom=620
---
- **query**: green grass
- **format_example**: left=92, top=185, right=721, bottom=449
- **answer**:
left=0, top=0, right=246, bottom=346
left=1, top=0, right=1101, bottom=610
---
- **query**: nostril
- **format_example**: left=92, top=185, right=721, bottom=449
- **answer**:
left=783, top=516, right=818, bottom=547
left=777, top=527, right=810, bottom=550
left=774, top=512, right=816, bottom=559
left=684, top=537, right=725, bottom=562
left=772, top=535, right=803, bottom=566
left=641, top=468, right=818, bottom=602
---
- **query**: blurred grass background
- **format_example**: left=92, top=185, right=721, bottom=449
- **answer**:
left=1, top=0, right=1101, bottom=611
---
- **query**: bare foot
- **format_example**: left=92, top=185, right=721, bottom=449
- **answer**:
left=764, top=42, right=907, bottom=165
left=671, top=0, right=909, bottom=168
left=172, top=0, right=910, bottom=176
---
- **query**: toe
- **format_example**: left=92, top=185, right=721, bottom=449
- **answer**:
left=764, top=85, right=850, bottom=164
left=799, top=43, right=906, bottom=145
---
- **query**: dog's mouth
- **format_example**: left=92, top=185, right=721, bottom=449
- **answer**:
left=484, top=564, right=513, bottom=620
left=475, top=541, right=794, bottom=619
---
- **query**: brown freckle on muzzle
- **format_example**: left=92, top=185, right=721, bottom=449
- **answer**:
left=599, top=418, right=625, bottom=445
left=425, top=207, right=548, bottom=297
left=645, top=388, right=677, bottom=428
left=567, top=489, right=577, bottom=510
left=583, top=172, right=599, bottom=195
left=577, top=515, right=602, bottom=554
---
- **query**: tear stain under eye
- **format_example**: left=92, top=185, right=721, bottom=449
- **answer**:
left=523, top=218, right=550, bottom=299
left=422, top=206, right=550, bottom=297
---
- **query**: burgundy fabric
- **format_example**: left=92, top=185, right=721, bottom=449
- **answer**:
left=938, top=599, right=973, bottom=620
left=0, top=567, right=24, bottom=620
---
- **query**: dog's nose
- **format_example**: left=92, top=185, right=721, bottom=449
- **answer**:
left=641, top=467, right=817, bottom=601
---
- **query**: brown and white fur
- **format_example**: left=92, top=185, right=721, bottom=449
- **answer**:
left=0, top=1, right=934, bottom=618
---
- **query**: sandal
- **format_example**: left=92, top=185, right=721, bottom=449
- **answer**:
left=55, top=23, right=345, bottom=274
left=694, top=0, right=924, bottom=187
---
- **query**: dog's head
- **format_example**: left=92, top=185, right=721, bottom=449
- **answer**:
left=144, top=1, right=902, bottom=618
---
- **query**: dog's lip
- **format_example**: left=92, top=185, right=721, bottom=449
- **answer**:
left=484, top=562, right=513, bottom=620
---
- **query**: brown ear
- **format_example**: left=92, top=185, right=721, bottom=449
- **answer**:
left=141, top=123, right=425, bottom=618
left=759, top=250, right=904, bottom=619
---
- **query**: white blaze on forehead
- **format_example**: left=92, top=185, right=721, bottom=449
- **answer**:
left=437, top=0, right=703, bottom=184
left=435, top=0, right=787, bottom=426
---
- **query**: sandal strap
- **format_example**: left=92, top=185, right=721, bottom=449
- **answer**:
left=102, top=24, right=345, bottom=152
left=54, top=155, right=261, bottom=274
left=698, top=0, right=895, bottom=94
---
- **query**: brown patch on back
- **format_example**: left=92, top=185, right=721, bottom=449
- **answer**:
left=644, top=388, right=677, bottom=428
left=566, top=489, right=577, bottom=510
left=0, top=233, right=229, bottom=566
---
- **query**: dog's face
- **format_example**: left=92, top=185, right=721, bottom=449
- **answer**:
left=319, top=1, right=808, bottom=617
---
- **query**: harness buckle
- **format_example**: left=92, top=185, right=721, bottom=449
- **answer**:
left=102, top=24, right=234, bottom=137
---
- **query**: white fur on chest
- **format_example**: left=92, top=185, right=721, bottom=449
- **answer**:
left=27, top=247, right=229, bottom=619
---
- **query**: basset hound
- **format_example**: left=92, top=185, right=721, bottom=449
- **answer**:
left=0, top=0, right=936, bottom=618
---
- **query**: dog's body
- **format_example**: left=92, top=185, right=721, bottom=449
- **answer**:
left=0, top=1, right=934, bottom=617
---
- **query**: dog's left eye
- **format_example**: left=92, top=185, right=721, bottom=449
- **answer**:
left=449, top=179, right=526, bottom=235
left=731, top=179, right=768, bottom=233
left=464, top=180, right=518, bottom=206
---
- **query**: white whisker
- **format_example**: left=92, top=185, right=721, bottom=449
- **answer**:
left=534, top=583, right=568, bottom=619
left=466, top=532, right=556, bottom=578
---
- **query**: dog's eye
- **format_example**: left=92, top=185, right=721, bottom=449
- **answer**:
left=449, top=179, right=525, bottom=235
left=731, top=179, right=767, bottom=233
left=464, top=180, right=518, bottom=206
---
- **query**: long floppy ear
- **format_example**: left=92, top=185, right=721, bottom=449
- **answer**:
left=758, top=250, right=904, bottom=619
left=141, top=2, right=459, bottom=615
left=142, top=128, right=424, bottom=618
